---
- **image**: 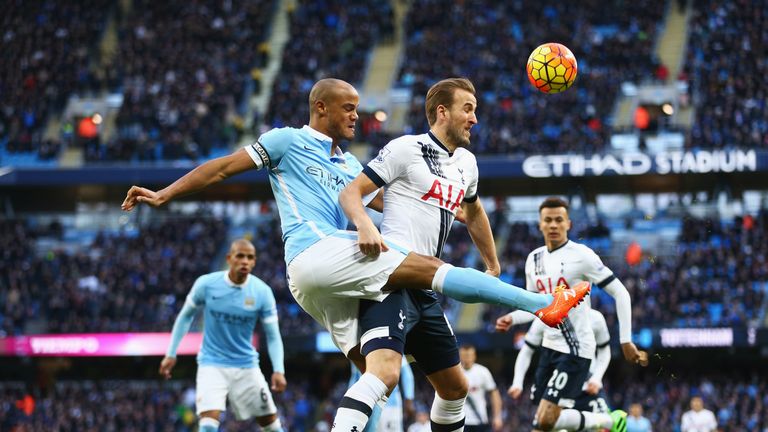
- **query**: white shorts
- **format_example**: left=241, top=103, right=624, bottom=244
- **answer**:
left=196, top=365, right=277, bottom=420
left=378, top=405, right=404, bottom=432
left=287, top=231, right=409, bottom=355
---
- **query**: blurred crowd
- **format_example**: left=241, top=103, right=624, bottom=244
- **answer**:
left=395, top=0, right=664, bottom=155
left=265, top=0, right=393, bottom=129
left=0, top=0, right=111, bottom=160
left=0, top=216, right=227, bottom=336
left=683, top=0, right=768, bottom=151
left=2, top=369, right=766, bottom=431
left=87, top=0, right=275, bottom=162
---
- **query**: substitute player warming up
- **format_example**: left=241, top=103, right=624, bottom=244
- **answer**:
left=159, top=239, right=286, bottom=432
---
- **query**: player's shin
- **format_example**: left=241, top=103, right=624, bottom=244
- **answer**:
left=554, top=409, right=613, bottom=431
left=431, top=393, right=466, bottom=432
left=261, top=418, right=284, bottom=432
left=432, top=264, right=553, bottom=313
left=198, top=417, right=220, bottom=432
left=332, top=372, right=389, bottom=431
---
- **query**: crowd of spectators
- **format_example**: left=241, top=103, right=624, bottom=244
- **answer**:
left=2, top=369, right=766, bottom=431
left=86, top=0, right=275, bottom=162
left=0, top=0, right=111, bottom=161
left=396, top=0, right=664, bottom=156
left=265, top=0, right=393, bottom=129
left=0, top=216, right=227, bottom=336
left=683, top=0, right=768, bottom=151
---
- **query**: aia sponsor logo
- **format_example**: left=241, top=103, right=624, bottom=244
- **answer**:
left=420, top=179, right=465, bottom=211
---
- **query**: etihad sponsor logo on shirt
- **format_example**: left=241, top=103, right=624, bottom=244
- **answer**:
left=210, top=310, right=256, bottom=325
left=420, top=179, right=465, bottom=211
left=522, top=149, right=757, bottom=177
left=305, top=165, right=347, bottom=191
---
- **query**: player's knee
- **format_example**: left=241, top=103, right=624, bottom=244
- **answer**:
left=435, top=374, right=468, bottom=400
left=257, top=415, right=282, bottom=432
left=366, top=350, right=402, bottom=391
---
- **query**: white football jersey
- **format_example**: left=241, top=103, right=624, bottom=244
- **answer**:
left=462, top=363, right=497, bottom=425
left=525, top=241, right=615, bottom=359
left=523, top=309, right=610, bottom=372
left=681, top=409, right=718, bottom=432
left=365, top=132, right=479, bottom=257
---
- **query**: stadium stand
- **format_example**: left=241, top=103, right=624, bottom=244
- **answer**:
left=0, top=0, right=111, bottom=164
left=396, top=0, right=664, bottom=155
left=265, top=0, right=393, bottom=129
left=87, top=0, right=276, bottom=162
left=682, top=0, right=768, bottom=150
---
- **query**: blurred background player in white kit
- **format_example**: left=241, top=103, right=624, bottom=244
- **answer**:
left=680, top=396, right=717, bottom=432
left=495, top=197, right=648, bottom=432
left=159, top=239, right=286, bottom=432
left=501, top=309, right=612, bottom=419
left=459, top=344, right=503, bottom=432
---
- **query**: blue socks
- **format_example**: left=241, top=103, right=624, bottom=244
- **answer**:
left=433, top=265, right=553, bottom=313
left=365, top=403, right=383, bottom=432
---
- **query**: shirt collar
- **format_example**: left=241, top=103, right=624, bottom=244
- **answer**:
left=225, top=272, right=250, bottom=288
left=303, top=125, right=333, bottom=142
left=427, top=131, right=453, bottom=156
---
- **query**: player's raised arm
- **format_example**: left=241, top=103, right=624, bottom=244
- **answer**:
left=122, top=148, right=256, bottom=211
left=460, top=198, right=501, bottom=276
left=339, top=173, right=389, bottom=257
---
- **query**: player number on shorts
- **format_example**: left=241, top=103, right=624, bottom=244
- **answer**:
left=588, top=398, right=609, bottom=413
left=546, top=369, right=568, bottom=397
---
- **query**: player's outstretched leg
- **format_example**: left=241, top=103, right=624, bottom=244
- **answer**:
left=431, top=264, right=590, bottom=327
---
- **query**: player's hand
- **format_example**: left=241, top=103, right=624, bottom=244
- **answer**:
left=271, top=372, right=287, bottom=393
left=159, top=356, right=177, bottom=379
left=492, top=415, right=503, bottom=431
left=621, top=342, right=649, bottom=366
left=485, top=266, right=501, bottom=277
left=122, top=186, right=167, bottom=211
left=356, top=223, right=388, bottom=258
left=455, top=207, right=466, bottom=224
left=585, top=377, right=602, bottom=395
left=507, top=385, right=522, bottom=399
left=495, top=314, right=514, bottom=332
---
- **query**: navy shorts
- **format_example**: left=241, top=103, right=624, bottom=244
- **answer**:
left=573, top=388, right=611, bottom=413
left=358, top=289, right=459, bottom=375
left=358, top=289, right=407, bottom=356
left=531, top=348, right=591, bottom=408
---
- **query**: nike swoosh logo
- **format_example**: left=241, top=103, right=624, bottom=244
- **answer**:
left=303, top=145, right=315, bottom=151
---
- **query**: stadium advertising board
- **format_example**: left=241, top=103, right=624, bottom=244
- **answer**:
left=522, top=149, right=759, bottom=177
left=0, top=333, right=253, bottom=357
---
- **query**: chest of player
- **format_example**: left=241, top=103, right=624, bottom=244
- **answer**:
left=406, top=157, right=469, bottom=212
left=530, top=250, right=586, bottom=294
left=286, top=144, right=358, bottom=193
left=206, top=288, right=259, bottom=324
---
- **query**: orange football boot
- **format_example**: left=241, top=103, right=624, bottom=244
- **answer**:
left=535, top=281, right=591, bottom=327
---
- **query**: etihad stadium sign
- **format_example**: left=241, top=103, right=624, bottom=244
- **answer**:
left=522, top=149, right=758, bottom=178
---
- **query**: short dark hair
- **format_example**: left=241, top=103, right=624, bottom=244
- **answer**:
left=539, top=197, right=569, bottom=212
left=425, top=78, right=476, bottom=126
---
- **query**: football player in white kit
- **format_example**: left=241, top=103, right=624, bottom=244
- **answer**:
left=495, top=197, right=648, bottom=432
left=502, top=309, right=612, bottom=417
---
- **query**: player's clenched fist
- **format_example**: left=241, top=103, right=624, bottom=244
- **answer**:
left=621, top=342, right=649, bottom=366
left=122, top=186, right=166, bottom=211
left=507, top=385, right=522, bottom=399
left=495, top=313, right=514, bottom=332
left=159, top=356, right=177, bottom=380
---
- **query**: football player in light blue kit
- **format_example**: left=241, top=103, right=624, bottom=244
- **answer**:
left=123, top=78, right=587, bottom=432
left=159, top=239, right=286, bottom=432
left=350, top=358, right=416, bottom=432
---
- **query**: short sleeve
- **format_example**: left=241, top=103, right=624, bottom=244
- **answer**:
left=582, top=246, right=615, bottom=288
left=186, top=275, right=207, bottom=307
left=364, top=138, right=411, bottom=187
left=258, top=284, right=278, bottom=324
left=244, top=127, right=294, bottom=169
left=463, top=159, right=480, bottom=203
left=482, top=366, right=497, bottom=391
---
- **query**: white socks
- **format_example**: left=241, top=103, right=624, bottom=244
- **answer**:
left=331, top=372, right=389, bottom=431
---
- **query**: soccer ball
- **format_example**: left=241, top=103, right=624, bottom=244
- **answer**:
left=526, top=43, right=578, bottom=94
